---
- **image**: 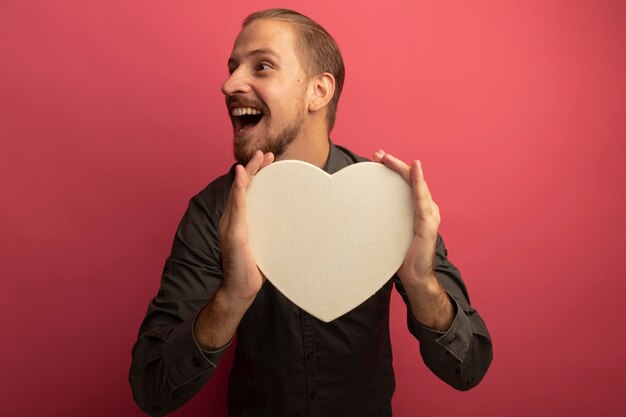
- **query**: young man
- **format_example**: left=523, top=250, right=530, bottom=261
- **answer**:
left=130, top=9, right=492, bottom=417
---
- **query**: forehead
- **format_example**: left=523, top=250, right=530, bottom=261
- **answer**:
left=230, top=19, right=300, bottom=62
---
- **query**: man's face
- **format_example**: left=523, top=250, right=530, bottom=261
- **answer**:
left=222, top=19, right=309, bottom=164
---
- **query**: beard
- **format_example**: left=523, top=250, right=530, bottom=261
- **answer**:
left=233, top=110, right=304, bottom=165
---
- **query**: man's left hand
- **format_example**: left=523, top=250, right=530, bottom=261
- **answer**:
left=373, top=149, right=454, bottom=331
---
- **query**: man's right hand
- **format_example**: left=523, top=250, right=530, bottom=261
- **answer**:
left=218, top=150, right=274, bottom=304
left=194, top=150, right=273, bottom=350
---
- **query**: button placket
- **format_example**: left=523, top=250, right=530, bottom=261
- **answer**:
left=301, top=311, right=318, bottom=417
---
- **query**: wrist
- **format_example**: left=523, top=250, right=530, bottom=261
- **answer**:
left=400, top=271, right=439, bottom=294
left=193, top=287, right=254, bottom=351
left=214, top=285, right=256, bottom=313
left=401, top=274, right=455, bottom=332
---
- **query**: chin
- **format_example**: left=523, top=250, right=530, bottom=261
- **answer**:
left=233, top=135, right=263, bottom=165
left=232, top=121, right=300, bottom=165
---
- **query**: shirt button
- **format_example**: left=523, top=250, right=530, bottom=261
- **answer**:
left=310, top=391, right=317, bottom=399
left=448, top=334, right=456, bottom=343
left=467, top=377, right=475, bottom=384
left=192, top=357, right=203, bottom=367
left=306, top=352, right=314, bottom=360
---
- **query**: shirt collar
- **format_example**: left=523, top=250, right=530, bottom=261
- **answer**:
left=324, top=139, right=351, bottom=175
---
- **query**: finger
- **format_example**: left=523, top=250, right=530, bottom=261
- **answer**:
left=219, top=164, right=243, bottom=233
left=258, top=152, right=275, bottom=171
left=244, top=150, right=265, bottom=180
left=229, top=164, right=248, bottom=229
left=412, top=161, right=436, bottom=220
left=372, top=149, right=386, bottom=163
left=381, top=153, right=411, bottom=184
left=415, top=160, right=433, bottom=201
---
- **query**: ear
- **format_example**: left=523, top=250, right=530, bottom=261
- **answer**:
left=307, top=72, right=335, bottom=113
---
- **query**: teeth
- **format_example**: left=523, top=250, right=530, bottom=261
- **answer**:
left=231, top=107, right=262, bottom=116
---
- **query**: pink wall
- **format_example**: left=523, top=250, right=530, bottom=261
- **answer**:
left=2, top=1, right=625, bottom=416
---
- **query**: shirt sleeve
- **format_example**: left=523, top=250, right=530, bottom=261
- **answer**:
left=129, top=193, right=229, bottom=416
left=394, top=235, right=493, bottom=390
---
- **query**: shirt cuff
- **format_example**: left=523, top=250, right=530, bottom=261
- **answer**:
left=408, top=294, right=472, bottom=362
left=160, top=313, right=231, bottom=387
left=193, top=321, right=234, bottom=365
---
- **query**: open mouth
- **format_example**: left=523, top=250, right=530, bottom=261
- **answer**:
left=231, top=106, right=264, bottom=135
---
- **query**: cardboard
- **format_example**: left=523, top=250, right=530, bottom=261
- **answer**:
left=247, top=161, right=414, bottom=322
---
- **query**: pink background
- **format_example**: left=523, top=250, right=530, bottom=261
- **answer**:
left=2, top=0, right=625, bottom=416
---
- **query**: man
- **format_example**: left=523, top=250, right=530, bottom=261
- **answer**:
left=130, top=8, right=492, bottom=417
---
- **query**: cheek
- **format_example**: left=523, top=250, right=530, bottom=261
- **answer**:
left=263, top=81, right=307, bottom=115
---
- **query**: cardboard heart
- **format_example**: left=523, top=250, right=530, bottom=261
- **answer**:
left=247, top=161, right=414, bottom=322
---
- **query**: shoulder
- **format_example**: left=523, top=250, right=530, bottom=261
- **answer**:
left=188, top=164, right=236, bottom=222
left=333, top=144, right=370, bottom=164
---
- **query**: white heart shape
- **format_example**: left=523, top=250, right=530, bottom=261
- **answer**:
left=247, top=161, right=414, bottom=322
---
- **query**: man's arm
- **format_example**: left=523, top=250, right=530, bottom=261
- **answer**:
left=129, top=151, right=273, bottom=416
left=373, top=150, right=493, bottom=389
left=395, top=235, right=493, bottom=390
left=129, top=198, right=228, bottom=417
left=193, top=151, right=274, bottom=350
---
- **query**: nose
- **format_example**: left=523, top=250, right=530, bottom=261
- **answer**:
left=221, top=68, right=251, bottom=96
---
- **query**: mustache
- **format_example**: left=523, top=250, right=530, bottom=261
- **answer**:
left=226, top=96, right=269, bottom=114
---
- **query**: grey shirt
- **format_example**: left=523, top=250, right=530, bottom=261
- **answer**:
left=129, top=142, right=493, bottom=417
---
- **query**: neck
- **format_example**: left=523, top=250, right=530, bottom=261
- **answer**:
left=276, top=126, right=330, bottom=169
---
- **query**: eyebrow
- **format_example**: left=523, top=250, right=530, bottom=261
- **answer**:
left=228, top=48, right=280, bottom=66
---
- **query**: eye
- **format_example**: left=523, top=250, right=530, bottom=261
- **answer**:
left=256, top=62, right=272, bottom=71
